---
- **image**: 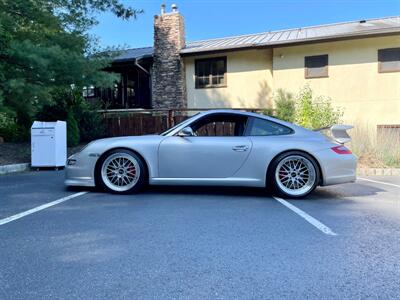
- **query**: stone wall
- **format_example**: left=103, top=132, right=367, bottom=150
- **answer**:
left=152, top=9, right=187, bottom=108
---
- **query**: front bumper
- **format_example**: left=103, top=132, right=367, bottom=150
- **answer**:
left=65, top=178, right=95, bottom=187
left=64, top=153, right=97, bottom=187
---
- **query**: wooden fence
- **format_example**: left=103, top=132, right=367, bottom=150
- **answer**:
left=100, top=108, right=269, bottom=137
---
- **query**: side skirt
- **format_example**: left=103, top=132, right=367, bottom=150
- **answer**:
left=149, top=177, right=264, bottom=187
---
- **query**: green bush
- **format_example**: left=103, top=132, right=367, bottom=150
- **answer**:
left=35, top=99, right=68, bottom=121
left=67, top=111, right=80, bottom=147
left=262, top=108, right=275, bottom=117
left=294, top=85, right=343, bottom=129
left=0, top=111, right=16, bottom=140
left=274, top=89, right=296, bottom=123
left=72, top=96, right=105, bottom=142
left=270, top=86, right=342, bottom=129
left=0, top=111, right=28, bottom=142
left=35, top=88, right=105, bottom=145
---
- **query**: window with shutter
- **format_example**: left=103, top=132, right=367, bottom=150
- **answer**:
left=378, top=48, right=400, bottom=73
left=305, top=55, right=329, bottom=78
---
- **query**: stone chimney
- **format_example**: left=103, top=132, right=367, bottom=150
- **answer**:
left=152, top=4, right=187, bottom=108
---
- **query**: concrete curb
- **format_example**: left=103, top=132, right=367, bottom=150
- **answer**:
left=0, top=163, right=31, bottom=175
left=357, top=168, right=400, bottom=176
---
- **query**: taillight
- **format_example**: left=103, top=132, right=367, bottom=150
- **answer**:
left=331, top=145, right=352, bottom=154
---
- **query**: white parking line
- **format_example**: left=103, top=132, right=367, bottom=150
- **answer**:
left=358, top=177, right=400, bottom=189
left=273, top=196, right=337, bottom=236
left=0, top=192, right=88, bottom=226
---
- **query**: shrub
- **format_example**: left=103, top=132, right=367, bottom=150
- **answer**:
left=67, top=111, right=80, bottom=147
left=294, top=85, right=343, bottom=129
left=0, top=111, right=16, bottom=141
left=0, top=111, right=28, bottom=142
left=350, top=125, right=400, bottom=168
left=35, top=103, right=68, bottom=121
left=270, top=86, right=342, bottom=129
left=274, top=89, right=296, bottom=123
left=262, top=108, right=275, bottom=117
left=35, top=88, right=105, bottom=145
left=72, top=96, right=105, bottom=142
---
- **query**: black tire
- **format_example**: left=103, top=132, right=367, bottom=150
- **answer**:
left=268, top=151, right=320, bottom=199
left=95, top=149, right=146, bottom=194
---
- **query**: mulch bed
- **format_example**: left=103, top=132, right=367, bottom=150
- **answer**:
left=0, top=142, right=84, bottom=165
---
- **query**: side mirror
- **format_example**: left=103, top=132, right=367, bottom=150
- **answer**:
left=178, top=127, right=194, bottom=137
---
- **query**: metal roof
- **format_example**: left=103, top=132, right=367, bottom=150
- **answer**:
left=113, top=16, right=400, bottom=61
left=113, top=47, right=154, bottom=62
left=181, top=16, right=400, bottom=54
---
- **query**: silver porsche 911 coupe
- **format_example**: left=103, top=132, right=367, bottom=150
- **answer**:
left=65, top=110, right=357, bottom=198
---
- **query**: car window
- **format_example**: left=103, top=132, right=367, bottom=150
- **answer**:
left=160, top=113, right=200, bottom=136
left=190, top=114, right=248, bottom=137
left=247, top=117, right=293, bottom=136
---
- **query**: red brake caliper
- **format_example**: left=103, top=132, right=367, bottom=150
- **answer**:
left=127, top=162, right=136, bottom=176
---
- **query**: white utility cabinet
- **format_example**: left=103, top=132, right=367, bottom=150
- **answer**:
left=31, top=121, right=67, bottom=168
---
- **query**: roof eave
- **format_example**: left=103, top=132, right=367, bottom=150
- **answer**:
left=112, top=54, right=154, bottom=64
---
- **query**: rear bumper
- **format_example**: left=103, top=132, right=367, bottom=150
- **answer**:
left=315, top=149, right=357, bottom=186
left=323, top=174, right=356, bottom=186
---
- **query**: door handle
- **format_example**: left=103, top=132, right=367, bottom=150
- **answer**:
left=232, top=145, right=249, bottom=152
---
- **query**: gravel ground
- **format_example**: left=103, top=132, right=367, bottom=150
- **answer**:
left=0, top=143, right=31, bottom=165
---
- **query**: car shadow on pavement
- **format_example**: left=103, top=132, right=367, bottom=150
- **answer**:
left=309, top=182, right=385, bottom=200
left=144, top=185, right=271, bottom=199
left=66, top=181, right=385, bottom=200
left=67, top=185, right=270, bottom=198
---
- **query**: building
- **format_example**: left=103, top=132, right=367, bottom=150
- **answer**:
left=89, top=5, right=400, bottom=128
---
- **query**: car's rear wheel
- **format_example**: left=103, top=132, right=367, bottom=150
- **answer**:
left=97, top=149, right=146, bottom=194
left=270, top=151, right=319, bottom=198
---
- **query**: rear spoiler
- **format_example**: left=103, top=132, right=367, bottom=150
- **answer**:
left=314, top=125, right=354, bottom=144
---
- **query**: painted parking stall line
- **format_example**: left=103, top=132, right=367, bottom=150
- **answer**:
left=358, top=177, right=400, bottom=189
left=273, top=196, right=337, bottom=236
left=0, top=192, right=88, bottom=226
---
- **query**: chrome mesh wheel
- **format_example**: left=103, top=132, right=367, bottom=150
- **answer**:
left=275, top=155, right=316, bottom=197
left=101, top=153, right=140, bottom=192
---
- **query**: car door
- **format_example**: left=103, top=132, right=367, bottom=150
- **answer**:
left=158, top=113, right=253, bottom=178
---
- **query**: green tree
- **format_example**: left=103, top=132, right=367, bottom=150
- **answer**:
left=0, top=0, right=142, bottom=138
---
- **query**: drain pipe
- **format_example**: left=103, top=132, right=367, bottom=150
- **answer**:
left=134, top=59, right=149, bottom=75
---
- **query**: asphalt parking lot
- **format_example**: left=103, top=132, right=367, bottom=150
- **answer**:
left=1, top=171, right=399, bottom=299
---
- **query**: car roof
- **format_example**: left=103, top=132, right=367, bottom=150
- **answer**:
left=200, top=109, right=287, bottom=124
left=200, top=109, right=266, bottom=118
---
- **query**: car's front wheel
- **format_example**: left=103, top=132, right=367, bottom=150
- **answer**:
left=270, top=151, right=320, bottom=198
left=96, top=149, right=146, bottom=194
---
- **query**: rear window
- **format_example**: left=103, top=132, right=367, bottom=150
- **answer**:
left=247, top=118, right=293, bottom=136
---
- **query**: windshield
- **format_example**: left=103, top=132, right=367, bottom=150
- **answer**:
left=160, top=113, right=200, bottom=136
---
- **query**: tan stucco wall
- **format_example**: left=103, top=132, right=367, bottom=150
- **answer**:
left=273, top=35, right=400, bottom=127
left=184, top=49, right=273, bottom=108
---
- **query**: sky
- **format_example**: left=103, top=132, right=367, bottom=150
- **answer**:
left=90, top=0, right=400, bottom=49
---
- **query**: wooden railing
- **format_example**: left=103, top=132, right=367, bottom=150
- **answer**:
left=100, top=108, right=271, bottom=137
